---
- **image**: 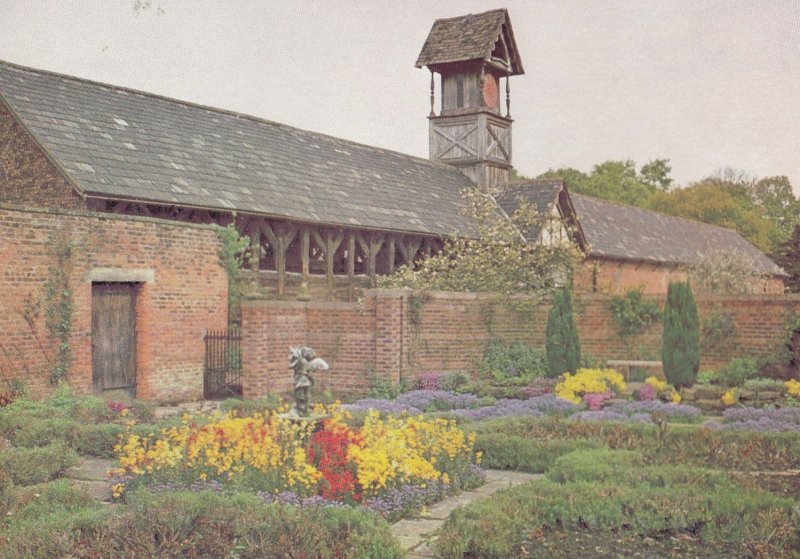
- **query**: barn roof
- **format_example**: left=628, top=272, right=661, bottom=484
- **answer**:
left=415, top=9, right=524, bottom=74
left=494, top=179, right=583, bottom=243
left=570, top=194, right=785, bottom=275
left=0, top=60, right=473, bottom=236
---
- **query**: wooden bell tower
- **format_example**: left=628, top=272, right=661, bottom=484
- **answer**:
left=416, top=9, right=524, bottom=189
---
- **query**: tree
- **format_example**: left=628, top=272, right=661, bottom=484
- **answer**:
left=662, top=282, right=700, bottom=388
left=748, top=175, right=800, bottom=249
left=639, top=159, right=673, bottom=191
left=539, top=158, right=673, bottom=207
left=688, top=251, right=765, bottom=295
left=646, top=177, right=777, bottom=253
left=545, top=288, right=581, bottom=377
left=773, top=223, right=800, bottom=293
left=379, top=188, right=582, bottom=296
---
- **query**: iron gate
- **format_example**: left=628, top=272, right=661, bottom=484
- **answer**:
left=203, top=328, right=242, bottom=399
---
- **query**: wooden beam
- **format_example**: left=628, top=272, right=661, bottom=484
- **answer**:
left=398, top=236, right=422, bottom=265
left=248, top=220, right=261, bottom=272
left=259, top=221, right=296, bottom=297
left=347, top=232, right=355, bottom=301
left=355, top=233, right=385, bottom=287
left=301, top=228, right=310, bottom=279
left=313, top=229, right=344, bottom=301
left=387, top=237, right=396, bottom=274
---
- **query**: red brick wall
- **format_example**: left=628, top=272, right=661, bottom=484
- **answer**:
left=0, top=204, right=228, bottom=401
left=576, top=257, right=785, bottom=296
left=0, top=101, right=85, bottom=210
left=241, top=290, right=800, bottom=397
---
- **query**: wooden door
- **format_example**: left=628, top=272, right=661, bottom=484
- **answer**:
left=92, top=283, right=137, bottom=393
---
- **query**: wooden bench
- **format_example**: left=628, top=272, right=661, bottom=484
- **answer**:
left=606, top=360, right=663, bottom=382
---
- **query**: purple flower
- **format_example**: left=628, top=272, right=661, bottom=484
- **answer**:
left=571, top=410, right=652, bottom=423
left=453, top=394, right=578, bottom=420
left=604, top=400, right=702, bottom=422
left=719, top=406, right=800, bottom=432
left=394, top=390, right=480, bottom=412
left=344, top=398, right=421, bottom=415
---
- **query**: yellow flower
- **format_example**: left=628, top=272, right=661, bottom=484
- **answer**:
left=555, top=368, right=627, bottom=403
left=721, top=388, right=739, bottom=407
left=645, top=376, right=668, bottom=392
left=785, top=379, right=800, bottom=397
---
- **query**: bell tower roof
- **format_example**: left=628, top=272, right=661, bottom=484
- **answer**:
left=415, top=8, right=524, bottom=75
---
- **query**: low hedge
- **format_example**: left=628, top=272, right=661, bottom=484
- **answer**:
left=474, top=434, right=604, bottom=473
left=1, top=487, right=404, bottom=559
left=435, top=450, right=798, bottom=559
left=0, top=442, right=79, bottom=486
left=471, top=416, right=800, bottom=471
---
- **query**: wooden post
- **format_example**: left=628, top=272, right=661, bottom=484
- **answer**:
left=249, top=224, right=261, bottom=272
left=356, top=233, right=385, bottom=288
left=301, top=228, right=310, bottom=279
left=387, top=237, right=396, bottom=274
left=260, top=221, right=296, bottom=298
left=347, top=233, right=356, bottom=301
left=313, top=229, right=344, bottom=301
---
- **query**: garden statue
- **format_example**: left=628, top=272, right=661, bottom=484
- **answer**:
left=288, top=346, right=329, bottom=417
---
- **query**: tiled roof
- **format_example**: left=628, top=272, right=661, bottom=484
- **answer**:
left=571, top=194, right=784, bottom=275
left=494, top=179, right=564, bottom=241
left=0, top=60, right=474, bottom=236
left=415, top=9, right=524, bottom=74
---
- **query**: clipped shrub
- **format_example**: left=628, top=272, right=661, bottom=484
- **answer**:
left=662, top=281, right=700, bottom=388
left=742, top=377, right=787, bottom=392
left=480, top=340, right=548, bottom=382
left=0, top=442, right=79, bottom=486
left=6, top=416, right=79, bottom=448
left=717, top=357, right=760, bottom=387
left=73, top=423, right=126, bottom=458
left=474, top=433, right=603, bottom=473
left=545, top=288, right=581, bottom=377
left=434, top=468, right=797, bottom=559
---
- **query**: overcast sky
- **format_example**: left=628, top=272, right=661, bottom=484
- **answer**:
left=1, top=1, right=798, bottom=193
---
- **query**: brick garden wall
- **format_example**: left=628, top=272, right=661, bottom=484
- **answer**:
left=0, top=204, right=228, bottom=401
left=241, top=290, right=800, bottom=398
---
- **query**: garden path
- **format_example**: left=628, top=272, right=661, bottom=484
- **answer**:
left=66, top=457, right=115, bottom=501
left=391, top=469, right=542, bottom=558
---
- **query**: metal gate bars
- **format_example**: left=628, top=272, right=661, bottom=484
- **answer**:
left=203, top=328, right=242, bottom=399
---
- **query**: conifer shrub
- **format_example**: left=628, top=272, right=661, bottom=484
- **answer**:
left=545, top=288, right=581, bottom=377
left=661, top=281, right=700, bottom=388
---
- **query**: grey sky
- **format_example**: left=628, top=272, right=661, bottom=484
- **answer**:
left=1, top=1, right=798, bottom=193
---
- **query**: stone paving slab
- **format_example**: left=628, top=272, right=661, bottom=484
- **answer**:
left=66, top=457, right=116, bottom=481
left=391, top=469, right=541, bottom=555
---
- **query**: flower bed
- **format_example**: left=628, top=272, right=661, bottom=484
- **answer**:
left=112, top=405, right=481, bottom=520
left=452, top=395, right=578, bottom=421
left=714, top=406, right=800, bottom=432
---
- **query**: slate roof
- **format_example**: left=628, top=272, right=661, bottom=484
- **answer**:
left=0, top=60, right=474, bottom=236
left=415, top=9, right=524, bottom=74
left=570, top=194, right=785, bottom=275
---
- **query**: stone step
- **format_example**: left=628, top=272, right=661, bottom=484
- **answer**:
left=65, top=457, right=116, bottom=482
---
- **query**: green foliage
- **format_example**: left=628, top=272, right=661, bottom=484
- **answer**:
left=220, top=394, right=281, bottom=416
left=435, top=444, right=799, bottom=559
left=480, top=341, right=548, bottom=382
left=701, top=308, right=738, bottom=351
left=72, top=423, right=125, bottom=458
left=716, top=357, right=760, bottom=387
left=1, top=488, right=403, bottom=559
left=380, top=188, right=581, bottom=296
left=367, top=367, right=410, bottom=400
left=42, top=235, right=75, bottom=384
left=474, top=433, right=603, bottom=473
left=0, top=442, right=79, bottom=486
left=773, top=222, right=800, bottom=292
left=439, top=371, right=471, bottom=392
left=545, top=288, right=581, bottom=376
left=213, top=222, right=251, bottom=326
left=662, top=282, right=700, bottom=388
left=741, top=377, right=786, bottom=392
left=609, top=287, right=660, bottom=357
left=539, top=159, right=667, bottom=207
left=696, top=370, right=720, bottom=385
